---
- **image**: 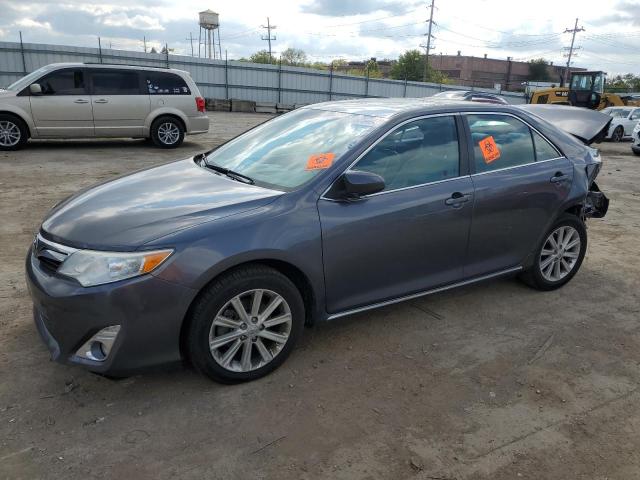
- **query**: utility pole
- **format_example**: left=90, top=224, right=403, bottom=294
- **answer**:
left=563, top=18, right=584, bottom=84
left=261, top=17, right=276, bottom=62
left=186, top=32, right=195, bottom=57
left=420, top=1, right=436, bottom=82
left=143, top=36, right=147, bottom=53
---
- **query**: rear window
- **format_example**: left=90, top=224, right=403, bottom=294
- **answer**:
left=91, top=70, right=141, bottom=95
left=146, top=72, right=191, bottom=95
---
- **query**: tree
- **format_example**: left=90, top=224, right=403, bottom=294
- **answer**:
left=249, top=50, right=276, bottom=64
left=280, top=48, right=307, bottom=66
left=390, top=49, right=447, bottom=83
left=149, top=47, right=158, bottom=54
left=365, top=59, right=382, bottom=78
left=528, top=58, right=551, bottom=81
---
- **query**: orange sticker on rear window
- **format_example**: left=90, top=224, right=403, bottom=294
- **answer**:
left=306, top=153, right=335, bottom=170
left=478, top=136, right=501, bottom=164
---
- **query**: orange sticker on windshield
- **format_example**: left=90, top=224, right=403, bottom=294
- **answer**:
left=478, top=136, right=501, bottom=164
left=306, top=153, right=335, bottom=170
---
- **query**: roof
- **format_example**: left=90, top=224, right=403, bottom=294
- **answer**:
left=305, top=97, right=514, bottom=118
left=41, top=62, right=186, bottom=74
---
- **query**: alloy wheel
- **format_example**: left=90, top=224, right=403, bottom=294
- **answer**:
left=539, top=226, right=581, bottom=282
left=0, top=121, right=21, bottom=147
left=208, top=289, right=292, bottom=372
left=157, top=122, right=180, bottom=145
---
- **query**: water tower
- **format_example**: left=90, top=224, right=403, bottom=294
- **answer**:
left=199, top=10, right=221, bottom=59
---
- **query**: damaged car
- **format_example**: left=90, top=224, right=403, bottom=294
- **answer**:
left=26, top=98, right=610, bottom=383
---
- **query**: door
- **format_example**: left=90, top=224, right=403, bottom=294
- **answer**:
left=464, top=113, right=573, bottom=277
left=29, top=68, right=93, bottom=137
left=318, top=115, right=474, bottom=313
left=89, top=69, right=150, bottom=137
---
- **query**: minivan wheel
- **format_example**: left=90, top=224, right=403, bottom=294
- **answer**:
left=186, top=265, right=305, bottom=383
left=150, top=116, right=184, bottom=148
left=0, top=114, right=28, bottom=151
left=520, top=214, right=587, bottom=291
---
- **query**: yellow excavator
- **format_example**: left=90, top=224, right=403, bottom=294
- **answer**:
left=529, top=71, right=640, bottom=110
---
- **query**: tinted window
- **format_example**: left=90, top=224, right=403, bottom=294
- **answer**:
left=39, top=69, right=85, bottom=95
left=467, top=114, right=535, bottom=173
left=92, top=70, right=140, bottom=95
left=532, top=131, right=560, bottom=161
left=146, top=72, right=190, bottom=95
left=354, top=116, right=460, bottom=191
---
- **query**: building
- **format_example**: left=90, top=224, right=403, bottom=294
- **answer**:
left=429, top=52, right=585, bottom=91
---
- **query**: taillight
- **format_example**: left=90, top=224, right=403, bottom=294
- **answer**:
left=196, top=97, right=206, bottom=113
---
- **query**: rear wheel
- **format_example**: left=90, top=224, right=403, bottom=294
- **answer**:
left=187, top=265, right=305, bottom=383
left=0, top=114, right=28, bottom=151
left=612, top=126, right=624, bottom=142
left=150, top=116, right=184, bottom=148
left=520, top=214, right=587, bottom=291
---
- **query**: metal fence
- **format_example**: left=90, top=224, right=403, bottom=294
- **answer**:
left=0, top=40, right=526, bottom=105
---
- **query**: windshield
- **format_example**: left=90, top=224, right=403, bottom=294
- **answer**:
left=204, top=108, right=384, bottom=191
left=6, top=66, right=51, bottom=91
left=607, top=108, right=631, bottom=118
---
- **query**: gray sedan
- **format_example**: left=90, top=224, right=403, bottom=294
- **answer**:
left=26, top=99, right=610, bottom=383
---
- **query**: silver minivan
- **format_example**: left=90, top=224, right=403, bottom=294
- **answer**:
left=0, top=63, right=209, bottom=150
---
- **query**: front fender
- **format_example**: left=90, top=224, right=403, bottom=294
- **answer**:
left=0, top=101, right=35, bottom=137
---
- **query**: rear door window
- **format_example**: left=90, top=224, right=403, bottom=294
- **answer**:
left=467, top=114, right=536, bottom=173
left=39, top=69, right=86, bottom=95
left=532, top=131, right=560, bottom=161
left=90, top=70, right=141, bottom=95
left=145, top=72, right=191, bottom=95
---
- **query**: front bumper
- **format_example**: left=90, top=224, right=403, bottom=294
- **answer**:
left=26, top=248, right=196, bottom=376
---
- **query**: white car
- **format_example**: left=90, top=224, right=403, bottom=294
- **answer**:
left=632, top=122, right=640, bottom=155
left=0, top=63, right=209, bottom=150
left=601, top=106, right=640, bottom=142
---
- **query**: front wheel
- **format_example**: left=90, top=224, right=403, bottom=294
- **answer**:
left=0, top=114, right=28, bottom=151
left=186, top=265, right=305, bottom=383
left=520, top=214, right=587, bottom=291
left=611, top=126, right=624, bottom=142
left=150, top=116, right=184, bottom=148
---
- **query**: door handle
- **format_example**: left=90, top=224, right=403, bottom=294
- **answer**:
left=445, top=192, right=471, bottom=206
left=550, top=172, right=569, bottom=183
left=73, top=99, right=89, bottom=104
left=94, top=99, right=109, bottom=104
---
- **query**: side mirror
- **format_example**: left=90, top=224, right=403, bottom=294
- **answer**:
left=342, top=170, right=385, bottom=199
left=29, top=83, right=42, bottom=95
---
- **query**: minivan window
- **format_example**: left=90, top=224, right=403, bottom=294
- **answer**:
left=39, top=69, right=86, bottom=95
left=204, top=108, right=385, bottom=191
left=354, top=115, right=460, bottom=191
left=146, top=72, right=191, bottom=95
left=91, top=70, right=140, bottom=95
left=467, top=114, right=536, bottom=173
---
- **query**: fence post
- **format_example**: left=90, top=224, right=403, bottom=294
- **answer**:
left=19, top=31, right=27, bottom=73
left=364, top=68, right=369, bottom=97
left=165, top=44, right=170, bottom=68
left=98, top=37, right=103, bottom=64
left=225, top=50, right=229, bottom=100
left=278, top=57, right=282, bottom=104
left=328, top=63, right=334, bottom=101
left=403, top=76, right=407, bottom=97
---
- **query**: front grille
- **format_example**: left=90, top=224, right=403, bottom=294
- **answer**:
left=32, top=234, right=76, bottom=273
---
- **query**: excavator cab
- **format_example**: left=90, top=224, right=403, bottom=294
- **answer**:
left=568, top=71, right=605, bottom=109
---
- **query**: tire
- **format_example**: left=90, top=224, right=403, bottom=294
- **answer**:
left=0, top=114, right=28, bottom=151
left=150, top=116, right=184, bottom=148
left=633, top=148, right=640, bottom=156
left=611, top=126, right=624, bottom=143
left=186, top=265, right=305, bottom=383
left=520, top=214, right=587, bottom=291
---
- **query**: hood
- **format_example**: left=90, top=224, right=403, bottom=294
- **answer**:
left=41, top=159, right=282, bottom=249
left=517, top=104, right=612, bottom=145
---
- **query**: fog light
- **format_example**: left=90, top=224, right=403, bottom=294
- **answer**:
left=75, top=325, right=121, bottom=362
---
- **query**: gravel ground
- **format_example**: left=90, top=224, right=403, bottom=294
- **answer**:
left=1, top=112, right=639, bottom=480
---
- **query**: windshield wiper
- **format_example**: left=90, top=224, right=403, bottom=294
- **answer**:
left=196, top=154, right=254, bottom=185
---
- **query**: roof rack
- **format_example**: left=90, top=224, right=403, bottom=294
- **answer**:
left=82, top=62, right=170, bottom=69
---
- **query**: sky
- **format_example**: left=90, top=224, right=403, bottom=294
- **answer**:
left=1, top=0, right=639, bottom=75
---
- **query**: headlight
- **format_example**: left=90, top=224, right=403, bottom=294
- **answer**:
left=58, top=249, right=173, bottom=287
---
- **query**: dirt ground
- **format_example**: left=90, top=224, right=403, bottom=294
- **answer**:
left=1, top=112, right=639, bottom=480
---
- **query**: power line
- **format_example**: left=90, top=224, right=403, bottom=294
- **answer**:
left=261, top=17, right=276, bottom=61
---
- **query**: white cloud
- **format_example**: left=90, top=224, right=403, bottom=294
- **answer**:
left=102, top=13, right=164, bottom=31
left=15, top=18, right=52, bottom=30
